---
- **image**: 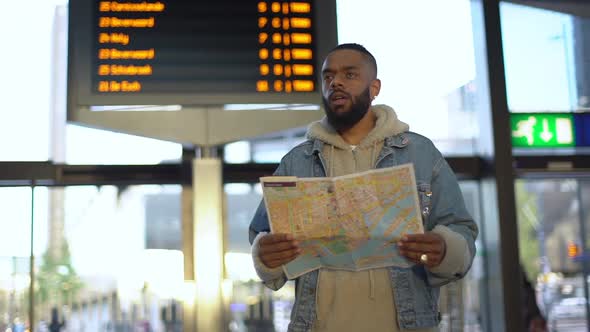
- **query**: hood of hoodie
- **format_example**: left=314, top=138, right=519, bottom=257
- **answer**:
left=306, top=104, right=409, bottom=149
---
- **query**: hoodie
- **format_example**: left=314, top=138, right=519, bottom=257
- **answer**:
left=307, top=105, right=437, bottom=332
left=306, top=104, right=409, bottom=178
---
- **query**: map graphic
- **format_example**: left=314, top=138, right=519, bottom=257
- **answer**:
left=261, top=163, right=424, bottom=279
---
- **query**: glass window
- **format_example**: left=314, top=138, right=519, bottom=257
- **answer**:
left=439, top=181, right=484, bottom=331
left=516, top=179, right=590, bottom=332
left=31, top=185, right=183, bottom=331
left=461, top=181, right=485, bottom=331
left=0, top=0, right=68, bottom=161
left=224, top=182, right=295, bottom=332
left=224, top=142, right=252, bottom=164
left=0, top=188, right=36, bottom=331
left=225, top=184, right=261, bottom=255
left=224, top=184, right=261, bottom=283
left=500, top=3, right=578, bottom=112
left=336, top=0, right=483, bottom=156
left=251, top=136, right=306, bottom=163
left=224, top=134, right=306, bottom=164
left=65, top=125, right=182, bottom=165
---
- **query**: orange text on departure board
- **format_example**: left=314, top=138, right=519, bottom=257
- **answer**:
left=291, top=33, right=312, bottom=44
left=290, top=17, right=311, bottom=29
left=290, top=2, right=311, bottom=13
left=293, top=80, right=314, bottom=92
left=291, top=48, right=312, bottom=60
left=98, top=65, right=153, bottom=76
left=99, top=33, right=130, bottom=45
left=256, top=79, right=314, bottom=92
left=256, top=80, right=270, bottom=92
left=292, top=64, right=313, bottom=76
left=257, top=0, right=315, bottom=93
left=98, top=80, right=142, bottom=92
left=99, top=1, right=165, bottom=12
left=99, top=17, right=155, bottom=28
left=98, top=48, right=155, bottom=60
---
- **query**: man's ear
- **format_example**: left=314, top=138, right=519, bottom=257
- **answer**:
left=370, top=79, right=381, bottom=100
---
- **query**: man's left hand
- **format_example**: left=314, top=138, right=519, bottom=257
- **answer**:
left=398, top=232, right=446, bottom=268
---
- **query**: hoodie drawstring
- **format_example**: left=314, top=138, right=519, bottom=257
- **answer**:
left=369, top=269, right=375, bottom=300
left=371, top=141, right=377, bottom=168
left=369, top=142, right=378, bottom=301
left=329, top=145, right=335, bottom=177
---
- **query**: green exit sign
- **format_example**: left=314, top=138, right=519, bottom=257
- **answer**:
left=511, top=113, right=575, bottom=148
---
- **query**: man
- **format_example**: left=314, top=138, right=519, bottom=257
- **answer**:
left=249, top=43, right=478, bottom=331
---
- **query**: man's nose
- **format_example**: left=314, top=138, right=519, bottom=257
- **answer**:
left=330, top=74, right=344, bottom=88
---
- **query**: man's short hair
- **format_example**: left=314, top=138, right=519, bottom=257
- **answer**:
left=328, top=43, right=377, bottom=77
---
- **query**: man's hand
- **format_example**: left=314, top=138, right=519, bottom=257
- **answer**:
left=398, top=232, right=446, bottom=268
left=258, top=233, right=301, bottom=268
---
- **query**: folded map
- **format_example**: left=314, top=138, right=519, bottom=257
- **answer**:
left=261, top=163, right=424, bottom=279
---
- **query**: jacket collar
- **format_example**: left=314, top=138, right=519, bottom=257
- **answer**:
left=305, top=139, right=324, bottom=156
left=304, top=133, right=410, bottom=156
left=385, top=134, right=410, bottom=148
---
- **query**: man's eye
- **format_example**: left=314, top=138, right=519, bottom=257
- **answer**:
left=346, top=72, right=357, bottom=79
left=323, top=75, right=333, bottom=80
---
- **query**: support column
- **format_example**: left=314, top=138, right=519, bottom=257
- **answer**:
left=472, top=1, right=523, bottom=331
left=181, top=184, right=196, bottom=332
left=181, top=147, right=196, bottom=332
left=193, top=148, right=225, bottom=332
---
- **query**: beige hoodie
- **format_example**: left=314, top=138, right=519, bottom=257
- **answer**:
left=307, top=104, right=409, bottom=179
left=307, top=105, right=435, bottom=332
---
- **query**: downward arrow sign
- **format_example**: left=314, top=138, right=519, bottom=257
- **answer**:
left=540, top=119, right=553, bottom=142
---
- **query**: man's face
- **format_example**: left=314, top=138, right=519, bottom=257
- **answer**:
left=321, top=49, right=378, bottom=130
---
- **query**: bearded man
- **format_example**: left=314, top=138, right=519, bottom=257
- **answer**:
left=249, top=43, right=478, bottom=332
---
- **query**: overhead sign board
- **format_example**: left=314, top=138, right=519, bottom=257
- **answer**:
left=65, top=1, right=337, bottom=145
left=68, top=0, right=337, bottom=107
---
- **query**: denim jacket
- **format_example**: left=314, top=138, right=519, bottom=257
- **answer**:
left=249, top=132, right=478, bottom=331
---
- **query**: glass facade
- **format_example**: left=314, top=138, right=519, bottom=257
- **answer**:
left=0, top=185, right=184, bottom=331
left=502, top=2, right=590, bottom=331
left=65, top=125, right=182, bottom=165
left=516, top=179, right=590, bottom=331
left=0, top=188, right=33, bottom=331
left=501, top=2, right=577, bottom=113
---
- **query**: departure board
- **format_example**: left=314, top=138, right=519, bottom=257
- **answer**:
left=67, top=0, right=337, bottom=107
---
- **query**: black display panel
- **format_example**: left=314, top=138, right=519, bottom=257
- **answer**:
left=67, top=0, right=337, bottom=108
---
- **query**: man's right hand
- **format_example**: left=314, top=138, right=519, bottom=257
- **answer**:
left=258, top=233, right=301, bottom=268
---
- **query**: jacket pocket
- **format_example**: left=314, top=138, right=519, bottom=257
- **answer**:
left=417, top=182, right=433, bottom=230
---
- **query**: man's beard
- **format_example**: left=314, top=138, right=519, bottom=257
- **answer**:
left=322, top=86, right=372, bottom=131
